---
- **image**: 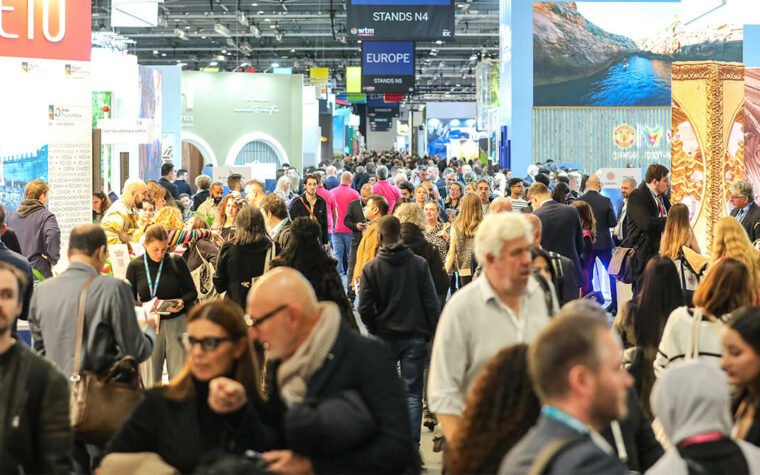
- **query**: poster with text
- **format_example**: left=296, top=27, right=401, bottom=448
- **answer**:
left=0, top=57, right=92, bottom=254
left=533, top=2, right=743, bottom=106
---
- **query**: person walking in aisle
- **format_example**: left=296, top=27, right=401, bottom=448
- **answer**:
left=352, top=194, right=389, bottom=292
left=729, top=179, right=760, bottom=244
left=0, top=205, right=33, bottom=330
left=621, top=163, right=671, bottom=293
left=6, top=179, right=61, bottom=278
left=359, top=216, right=441, bottom=451
left=331, top=172, right=360, bottom=275
left=126, top=224, right=198, bottom=385
left=498, top=303, right=632, bottom=475
left=28, top=224, right=156, bottom=472
left=429, top=213, right=558, bottom=442
left=158, top=163, right=180, bottom=200
left=289, top=174, right=329, bottom=248
left=613, top=178, right=637, bottom=245
left=579, top=175, right=618, bottom=307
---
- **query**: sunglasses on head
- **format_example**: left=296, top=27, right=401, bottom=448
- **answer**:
left=180, top=333, right=235, bottom=352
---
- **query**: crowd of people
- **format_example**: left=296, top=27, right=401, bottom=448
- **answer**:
left=4, top=153, right=760, bottom=474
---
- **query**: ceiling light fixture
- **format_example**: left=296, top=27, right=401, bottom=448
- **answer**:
left=250, top=24, right=261, bottom=39
left=209, top=61, right=218, bottom=66
left=214, top=23, right=232, bottom=37
left=174, top=28, right=188, bottom=40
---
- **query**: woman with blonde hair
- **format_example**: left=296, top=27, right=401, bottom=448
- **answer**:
left=445, top=193, right=483, bottom=288
left=215, top=194, right=246, bottom=242
left=660, top=203, right=700, bottom=259
left=152, top=206, right=216, bottom=251
left=711, top=216, right=760, bottom=301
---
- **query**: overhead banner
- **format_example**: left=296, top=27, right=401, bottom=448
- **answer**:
left=0, top=0, right=92, bottom=61
left=347, top=0, right=454, bottom=41
left=346, top=66, right=362, bottom=93
left=362, top=41, right=415, bottom=93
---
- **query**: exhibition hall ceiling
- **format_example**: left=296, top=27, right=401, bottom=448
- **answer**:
left=90, top=0, right=499, bottom=101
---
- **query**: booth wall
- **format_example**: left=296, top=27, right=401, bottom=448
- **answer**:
left=181, top=71, right=303, bottom=170
left=150, top=65, right=182, bottom=168
left=367, top=123, right=397, bottom=151
left=303, top=86, right=320, bottom=168
left=533, top=107, right=671, bottom=172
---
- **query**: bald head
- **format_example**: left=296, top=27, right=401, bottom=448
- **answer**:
left=246, top=267, right=321, bottom=360
left=488, top=197, right=513, bottom=214
left=587, top=175, right=601, bottom=191
left=525, top=214, right=542, bottom=246
left=341, top=172, right=352, bottom=184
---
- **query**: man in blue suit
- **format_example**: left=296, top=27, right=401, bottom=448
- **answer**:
left=529, top=183, right=586, bottom=289
left=579, top=175, right=618, bottom=310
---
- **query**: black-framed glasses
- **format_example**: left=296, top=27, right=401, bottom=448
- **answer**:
left=244, top=304, right=288, bottom=328
left=179, top=333, right=235, bottom=352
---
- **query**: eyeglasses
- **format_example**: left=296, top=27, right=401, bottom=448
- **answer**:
left=179, top=333, right=235, bottom=352
left=244, top=304, right=288, bottom=328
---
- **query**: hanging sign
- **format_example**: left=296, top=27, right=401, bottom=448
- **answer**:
left=0, top=0, right=91, bottom=61
left=361, top=41, right=415, bottom=93
left=347, top=0, right=454, bottom=41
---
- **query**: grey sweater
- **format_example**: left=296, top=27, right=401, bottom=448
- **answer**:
left=28, top=262, right=155, bottom=377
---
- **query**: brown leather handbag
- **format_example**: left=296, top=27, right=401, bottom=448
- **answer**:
left=69, top=276, right=144, bottom=447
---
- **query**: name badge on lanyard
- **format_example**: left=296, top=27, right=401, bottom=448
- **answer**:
left=145, top=255, right=165, bottom=300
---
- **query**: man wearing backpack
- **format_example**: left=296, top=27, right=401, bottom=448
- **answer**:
left=429, top=213, right=558, bottom=442
left=499, top=301, right=632, bottom=475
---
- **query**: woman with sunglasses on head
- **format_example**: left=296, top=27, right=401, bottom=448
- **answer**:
left=106, top=300, right=283, bottom=473
left=126, top=224, right=198, bottom=386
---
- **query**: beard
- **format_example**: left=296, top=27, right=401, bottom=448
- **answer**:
left=589, top=385, right=628, bottom=430
left=0, top=308, right=10, bottom=336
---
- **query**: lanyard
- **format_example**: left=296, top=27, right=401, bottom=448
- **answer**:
left=542, top=406, right=590, bottom=435
left=144, top=254, right=165, bottom=300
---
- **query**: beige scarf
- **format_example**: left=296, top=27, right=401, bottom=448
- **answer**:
left=277, top=302, right=341, bottom=406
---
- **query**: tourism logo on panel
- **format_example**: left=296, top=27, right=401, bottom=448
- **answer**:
left=644, top=125, right=663, bottom=147
left=613, top=124, right=635, bottom=149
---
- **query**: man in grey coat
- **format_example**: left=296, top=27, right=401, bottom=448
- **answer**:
left=499, top=301, right=632, bottom=475
left=28, top=224, right=156, bottom=472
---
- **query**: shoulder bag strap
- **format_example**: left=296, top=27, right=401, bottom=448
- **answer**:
left=72, top=276, right=98, bottom=376
left=300, top=196, right=318, bottom=222
left=527, top=436, right=587, bottom=475
left=687, top=307, right=703, bottom=360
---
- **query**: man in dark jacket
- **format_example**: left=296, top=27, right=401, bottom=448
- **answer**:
left=529, top=183, right=586, bottom=288
left=158, top=162, right=180, bottom=199
left=526, top=214, right=579, bottom=305
left=579, top=175, right=618, bottom=309
left=173, top=168, right=193, bottom=196
left=289, top=174, right=329, bottom=247
left=499, top=301, right=632, bottom=475
left=246, top=267, right=414, bottom=474
left=352, top=165, right=370, bottom=191
left=344, top=184, right=371, bottom=303
left=622, top=164, right=670, bottom=293
left=0, top=262, right=73, bottom=474
left=359, top=216, right=440, bottom=449
left=6, top=179, right=60, bottom=278
left=729, top=179, right=760, bottom=244
left=0, top=205, right=34, bottom=330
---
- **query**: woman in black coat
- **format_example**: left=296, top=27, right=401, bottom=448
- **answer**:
left=395, top=204, right=449, bottom=306
left=271, top=217, right=358, bottom=330
left=213, top=206, right=274, bottom=311
left=106, top=301, right=284, bottom=472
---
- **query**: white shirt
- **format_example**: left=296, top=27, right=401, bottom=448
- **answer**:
left=428, top=274, right=558, bottom=416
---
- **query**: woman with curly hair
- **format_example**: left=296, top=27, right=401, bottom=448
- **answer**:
left=445, top=193, right=483, bottom=288
left=270, top=217, right=357, bottom=330
left=711, top=216, right=760, bottom=302
left=571, top=200, right=596, bottom=295
left=445, top=344, right=540, bottom=475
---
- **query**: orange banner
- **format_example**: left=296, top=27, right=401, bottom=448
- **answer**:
left=0, top=0, right=91, bottom=61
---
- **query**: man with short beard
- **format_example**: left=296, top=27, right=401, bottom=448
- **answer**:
left=100, top=178, right=148, bottom=245
left=0, top=262, right=72, bottom=473
left=498, top=301, right=632, bottom=475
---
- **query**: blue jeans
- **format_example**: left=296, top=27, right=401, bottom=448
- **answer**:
left=382, top=337, right=427, bottom=444
left=332, top=232, right=352, bottom=275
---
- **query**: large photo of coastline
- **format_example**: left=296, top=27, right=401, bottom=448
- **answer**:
left=534, top=2, right=743, bottom=107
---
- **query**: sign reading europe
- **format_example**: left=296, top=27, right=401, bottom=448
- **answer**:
left=348, top=0, right=455, bottom=41
left=361, top=41, right=415, bottom=93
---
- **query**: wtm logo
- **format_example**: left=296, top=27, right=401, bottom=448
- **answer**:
left=351, top=27, right=375, bottom=36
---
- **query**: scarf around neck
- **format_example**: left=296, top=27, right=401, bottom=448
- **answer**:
left=276, top=302, right=341, bottom=406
